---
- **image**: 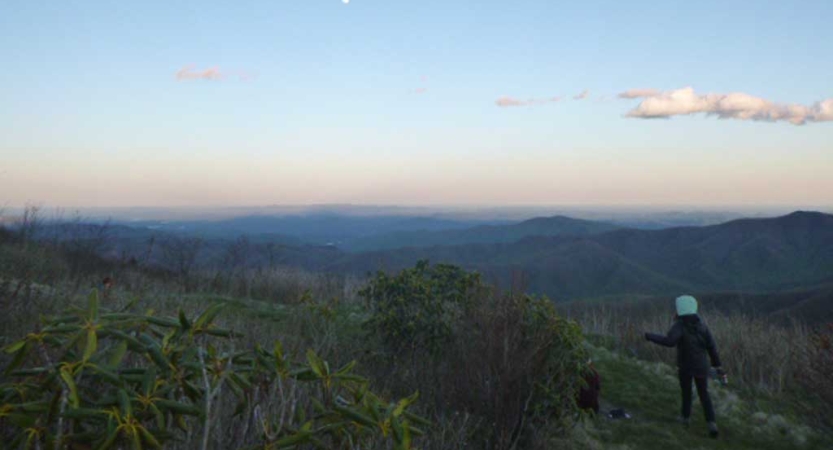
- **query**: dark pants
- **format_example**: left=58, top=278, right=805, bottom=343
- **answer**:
left=679, top=372, right=715, bottom=422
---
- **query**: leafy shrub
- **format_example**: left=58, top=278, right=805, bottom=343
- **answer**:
left=361, top=261, right=587, bottom=449
left=360, top=260, right=484, bottom=357
left=443, top=293, right=587, bottom=449
left=0, top=290, right=426, bottom=449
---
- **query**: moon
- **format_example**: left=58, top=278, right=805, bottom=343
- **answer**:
left=342, top=0, right=349, bottom=4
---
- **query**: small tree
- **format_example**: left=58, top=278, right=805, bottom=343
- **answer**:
left=359, top=260, right=484, bottom=358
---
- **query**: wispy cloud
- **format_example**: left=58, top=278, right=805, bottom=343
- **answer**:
left=573, top=89, right=589, bottom=100
left=618, top=88, right=660, bottom=99
left=176, top=65, right=223, bottom=81
left=495, top=96, right=562, bottom=107
left=624, top=87, right=833, bottom=125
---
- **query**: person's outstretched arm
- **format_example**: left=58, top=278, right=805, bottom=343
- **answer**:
left=645, top=321, right=683, bottom=347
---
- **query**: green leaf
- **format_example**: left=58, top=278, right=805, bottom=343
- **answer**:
left=83, top=328, right=98, bottom=362
left=403, top=411, right=431, bottom=428
left=273, top=341, right=284, bottom=361
left=16, top=401, right=50, bottom=413
left=400, top=420, right=412, bottom=449
left=201, top=328, right=240, bottom=338
left=336, top=374, right=367, bottom=383
left=108, top=340, right=128, bottom=368
left=155, top=400, right=201, bottom=416
left=406, top=425, right=426, bottom=436
left=3, top=342, right=28, bottom=375
left=118, top=389, right=132, bottom=417
left=99, top=329, right=145, bottom=351
left=142, top=367, right=157, bottom=396
left=138, top=426, right=162, bottom=449
left=49, top=315, right=82, bottom=325
left=391, top=417, right=405, bottom=444
left=230, top=372, right=252, bottom=390
left=63, top=408, right=108, bottom=420
left=144, top=343, right=170, bottom=373
left=194, top=303, right=225, bottom=330
left=3, top=340, right=26, bottom=354
left=89, top=365, right=122, bottom=386
left=306, top=349, right=326, bottom=378
left=89, top=289, right=100, bottom=321
left=149, top=403, right=165, bottom=430
left=131, top=428, right=142, bottom=450
left=334, top=360, right=357, bottom=376
left=145, top=317, right=180, bottom=328
left=60, top=367, right=80, bottom=408
left=393, top=392, right=419, bottom=418
left=333, top=405, right=377, bottom=428
left=178, top=309, right=191, bottom=330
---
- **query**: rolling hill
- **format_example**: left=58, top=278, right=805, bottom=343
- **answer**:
left=324, top=211, right=833, bottom=301
left=340, top=215, right=620, bottom=251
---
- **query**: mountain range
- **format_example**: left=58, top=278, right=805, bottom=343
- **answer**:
left=318, top=211, right=833, bottom=301
left=100, top=211, right=833, bottom=306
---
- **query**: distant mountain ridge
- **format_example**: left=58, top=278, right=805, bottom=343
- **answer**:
left=324, top=211, right=833, bottom=300
left=341, top=215, right=620, bottom=251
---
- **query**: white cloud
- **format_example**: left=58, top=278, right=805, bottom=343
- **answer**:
left=625, top=87, right=833, bottom=125
left=573, top=89, right=589, bottom=100
left=618, top=88, right=661, bottom=99
left=176, top=65, right=223, bottom=81
left=495, top=96, right=561, bottom=107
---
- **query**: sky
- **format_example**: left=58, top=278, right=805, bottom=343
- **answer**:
left=1, top=0, right=832, bottom=209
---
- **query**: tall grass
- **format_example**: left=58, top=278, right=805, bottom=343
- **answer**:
left=562, top=300, right=812, bottom=395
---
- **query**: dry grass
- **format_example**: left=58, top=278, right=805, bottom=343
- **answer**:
left=562, top=300, right=813, bottom=395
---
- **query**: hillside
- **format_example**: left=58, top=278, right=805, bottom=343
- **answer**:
left=341, top=215, right=619, bottom=251
left=1, top=230, right=831, bottom=449
left=326, top=211, right=833, bottom=301
left=578, top=345, right=829, bottom=450
left=124, top=214, right=504, bottom=246
left=26, top=211, right=833, bottom=306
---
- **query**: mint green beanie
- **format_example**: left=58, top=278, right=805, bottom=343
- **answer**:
left=675, top=295, right=698, bottom=316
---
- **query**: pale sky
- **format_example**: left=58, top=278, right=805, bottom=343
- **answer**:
left=2, top=0, right=832, bottom=208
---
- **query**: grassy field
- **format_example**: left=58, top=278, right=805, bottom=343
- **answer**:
left=576, top=343, right=829, bottom=450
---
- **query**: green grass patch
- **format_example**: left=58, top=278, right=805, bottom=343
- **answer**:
left=582, top=346, right=829, bottom=450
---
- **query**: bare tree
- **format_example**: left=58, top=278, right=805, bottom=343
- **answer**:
left=19, top=203, right=43, bottom=247
left=160, top=235, right=204, bottom=292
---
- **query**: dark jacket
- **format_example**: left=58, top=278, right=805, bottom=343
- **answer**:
left=646, top=315, right=721, bottom=377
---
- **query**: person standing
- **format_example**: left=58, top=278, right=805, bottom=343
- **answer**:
left=645, top=295, right=725, bottom=438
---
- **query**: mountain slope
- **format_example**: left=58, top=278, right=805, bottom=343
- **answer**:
left=327, top=211, right=833, bottom=300
left=341, top=215, right=620, bottom=252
